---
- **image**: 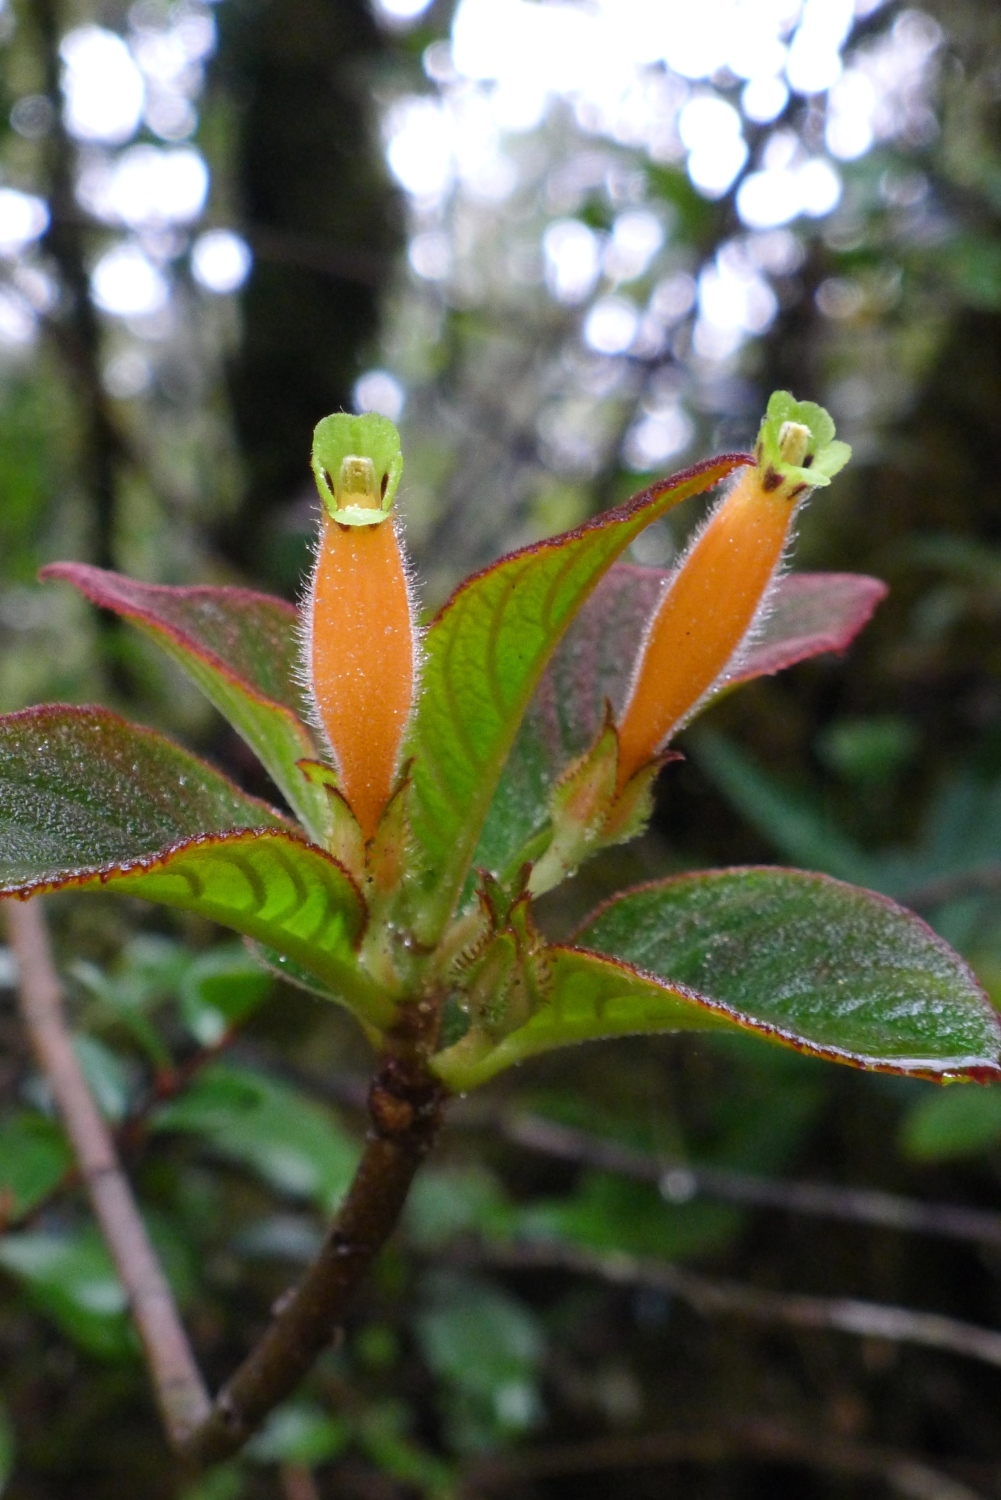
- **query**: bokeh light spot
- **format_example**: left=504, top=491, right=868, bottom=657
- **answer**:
left=385, top=98, right=454, bottom=201
left=623, top=406, right=694, bottom=470
left=60, top=26, right=144, bottom=144
left=91, top=241, right=169, bottom=317
left=0, top=190, right=49, bottom=256
left=583, top=296, right=639, bottom=354
left=408, top=231, right=452, bottom=282
left=353, top=369, right=405, bottom=421
left=191, top=231, right=252, bottom=294
left=741, top=75, right=789, bottom=123
left=543, top=219, right=601, bottom=305
left=0, top=289, right=36, bottom=348
left=373, top=0, right=435, bottom=23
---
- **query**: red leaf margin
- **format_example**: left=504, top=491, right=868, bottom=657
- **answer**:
left=568, top=867, right=1001, bottom=1083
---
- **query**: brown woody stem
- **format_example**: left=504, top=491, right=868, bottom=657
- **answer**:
left=8, top=892, right=445, bottom=1466
left=5, top=898, right=212, bottom=1445
left=182, top=1033, right=445, bottom=1466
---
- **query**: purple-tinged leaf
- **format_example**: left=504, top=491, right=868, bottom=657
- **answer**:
left=0, top=707, right=384, bottom=1026
left=730, top=571, right=888, bottom=687
left=0, top=703, right=286, bottom=871
left=473, top=567, right=886, bottom=879
left=535, top=564, right=887, bottom=763
left=432, top=868, right=1001, bottom=1090
left=41, top=564, right=330, bottom=844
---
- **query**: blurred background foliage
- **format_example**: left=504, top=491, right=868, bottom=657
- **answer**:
left=5, top=0, right=1001, bottom=1494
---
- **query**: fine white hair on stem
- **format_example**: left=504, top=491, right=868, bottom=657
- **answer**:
left=293, top=505, right=424, bottom=788
left=619, top=468, right=809, bottom=753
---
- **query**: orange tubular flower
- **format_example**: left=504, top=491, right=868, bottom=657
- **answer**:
left=615, top=393, right=851, bottom=790
left=304, top=414, right=417, bottom=843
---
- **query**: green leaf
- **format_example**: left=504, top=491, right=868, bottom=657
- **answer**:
left=177, top=945, right=273, bottom=1045
left=901, top=1086, right=1001, bottom=1160
left=405, top=1165, right=513, bottom=1250
left=579, top=870, right=1001, bottom=1075
left=519, top=1171, right=740, bottom=1263
left=41, top=564, right=331, bottom=844
left=0, top=706, right=384, bottom=1026
left=151, top=1063, right=360, bottom=1211
left=0, top=1399, right=13, bottom=1495
left=0, top=703, right=286, bottom=872
left=406, top=455, right=748, bottom=936
left=0, top=1228, right=131, bottom=1358
left=179, top=1470, right=245, bottom=1500
left=416, top=1272, right=544, bottom=1448
left=247, top=1401, right=350, bottom=1465
left=102, top=835, right=381, bottom=1022
left=72, top=1035, right=132, bottom=1123
left=433, top=869, right=1001, bottom=1089
left=0, top=1113, right=70, bottom=1218
left=689, top=730, right=878, bottom=885
left=432, top=944, right=717, bottom=1090
left=474, top=568, right=887, bottom=881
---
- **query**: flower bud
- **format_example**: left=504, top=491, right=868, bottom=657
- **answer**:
left=304, top=413, right=417, bottom=842
left=615, top=392, right=850, bottom=789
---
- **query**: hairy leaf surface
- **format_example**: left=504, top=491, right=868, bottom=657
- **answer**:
left=0, top=707, right=381, bottom=1024
left=42, top=564, right=330, bottom=842
left=474, top=567, right=887, bottom=879
left=433, top=869, right=1001, bottom=1089
left=407, top=456, right=749, bottom=935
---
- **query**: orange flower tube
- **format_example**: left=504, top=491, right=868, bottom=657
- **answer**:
left=304, top=414, right=416, bottom=842
left=616, top=393, right=850, bottom=790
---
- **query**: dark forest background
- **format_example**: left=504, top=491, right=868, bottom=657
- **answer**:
left=5, top=0, right=1001, bottom=1495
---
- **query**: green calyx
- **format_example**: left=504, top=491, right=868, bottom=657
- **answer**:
left=754, top=390, right=851, bottom=497
left=311, top=412, right=404, bottom=527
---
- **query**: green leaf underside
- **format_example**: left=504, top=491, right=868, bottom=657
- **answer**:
left=433, top=869, right=1001, bottom=1090
left=41, top=564, right=331, bottom=844
left=0, top=1114, right=71, bottom=1218
left=0, top=707, right=383, bottom=1026
left=474, top=566, right=888, bottom=880
left=247, top=942, right=348, bottom=1009
left=902, top=1086, right=1001, bottom=1160
left=407, top=455, right=749, bottom=936
left=0, top=1229, right=130, bottom=1358
left=150, top=1062, right=360, bottom=1211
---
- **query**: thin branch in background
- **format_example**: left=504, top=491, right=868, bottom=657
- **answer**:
left=280, top=1465, right=321, bottom=1500
left=500, top=1112, right=1001, bottom=1251
left=462, top=1236, right=1001, bottom=1370
left=4, top=898, right=211, bottom=1446
left=903, top=863, right=1001, bottom=914
left=231, top=1056, right=1001, bottom=1254
left=460, top=1417, right=986, bottom=1500
left=6, top=898, right=446, bottom=1467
